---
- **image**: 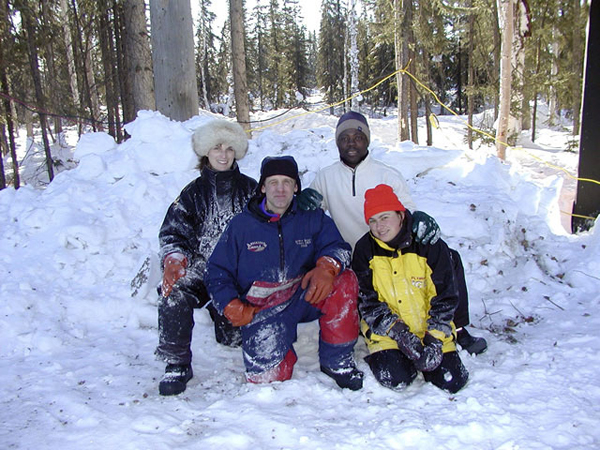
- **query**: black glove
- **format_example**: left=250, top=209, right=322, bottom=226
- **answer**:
left=414, top=333, right=443, bottom=372
left=411, top=210, right=441, bottom=245
left=296, top=188, right=323, bottom=211
left=388, top=322, right=424, bottom=361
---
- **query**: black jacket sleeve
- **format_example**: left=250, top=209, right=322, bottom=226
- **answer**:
left=352, top=234, right=400, bottom=336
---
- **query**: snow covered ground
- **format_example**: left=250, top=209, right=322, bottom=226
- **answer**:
left=1, top=107, right=599, bottom=449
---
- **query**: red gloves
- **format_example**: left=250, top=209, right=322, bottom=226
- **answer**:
left=223, top=298, right=260, bottom=327
left=161, top=253, right=188, bottom=297
left=301, top=256, right=341, bottom=304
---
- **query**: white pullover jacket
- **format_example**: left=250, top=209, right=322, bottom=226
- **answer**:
left=310, top=154, right=417, bottom=249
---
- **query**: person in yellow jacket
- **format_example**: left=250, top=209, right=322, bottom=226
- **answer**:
left=352, top=184, right=469, bottom=393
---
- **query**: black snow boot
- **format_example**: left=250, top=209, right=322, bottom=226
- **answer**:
left=159, top=364, right=193, bottom=396
left=320, top=364, right=364, bottom=391
left=456, top=328, right=487, bottom=355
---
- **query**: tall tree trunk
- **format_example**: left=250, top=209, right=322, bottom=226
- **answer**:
left=98, top=8, right=119, bottom=139
left=394, top=0, right=409, bottom=141
left=149, top=0, right=199, bottom=122
left=0, top=1, right=18, bottom=188
left=548, top=35, right=559, bottom=126
left=230, top=0, right=251, bottom=133
left=467, top=0, right=475, bottom=149
left=491, top=0, right=501, bottom=119
left=0, top=125, right=5, bottom=189
left=349, top=0, right=359, bottom=111
left=123, top=0, right=155, bottom=113
left=496, top=0, right=514, bottom=160
left=40, top=0, right=62, bottom=143
left=21, top=4, right=54, bottom=182
left=71, top=0, right=98, bottom=131
left=113, top=0, right=130, bottom=135
left=572, top=0, right=583, bottom=136
left=59, top=0, right=80, bottom=108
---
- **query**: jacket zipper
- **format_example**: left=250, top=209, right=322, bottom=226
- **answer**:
left=352, top=169, right=356, bottom=196
left=277, top=220, right=285, bottom=271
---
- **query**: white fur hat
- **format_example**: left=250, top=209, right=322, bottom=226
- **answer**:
left=192, top=120, right=249, bottom=160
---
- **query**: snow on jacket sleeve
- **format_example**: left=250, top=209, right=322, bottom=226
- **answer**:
left=352, top=235, right=400, bottom=336
left=158, top=182, right=199, bottom=266
left=421, top=239, right=459, bottom=338
left=204, top=219, right=243, bottom=313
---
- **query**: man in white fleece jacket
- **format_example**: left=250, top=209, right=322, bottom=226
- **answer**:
left=297, top=111, right=488, bottom=355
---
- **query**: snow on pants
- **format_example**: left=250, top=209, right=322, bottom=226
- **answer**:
left=450, top=248, right=470, bottom=329
left=242, top=270, right=360, bottom=383
left=155, top=261, right=239, bottom=364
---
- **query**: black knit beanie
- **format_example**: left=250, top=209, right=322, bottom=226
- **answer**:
left=258, top=156, right=301, bottom=191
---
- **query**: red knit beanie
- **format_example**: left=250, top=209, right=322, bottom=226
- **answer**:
left=364, top=184, right=405, bottom=224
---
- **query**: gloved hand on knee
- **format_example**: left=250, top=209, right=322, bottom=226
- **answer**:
left=223, top=298, right=260, bottom=327
left=161, top=253, right=188, bottom=297
left=388, top=321, right=424, bottom=361
left=414, top=332, right=443, bottom=372
left=301, top=256, right=341, bottom=304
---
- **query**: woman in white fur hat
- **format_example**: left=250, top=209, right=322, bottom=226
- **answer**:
left=155, top=119, right=257, bottom=396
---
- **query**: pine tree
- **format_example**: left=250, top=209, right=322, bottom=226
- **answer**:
left=318, top=0, right=346, bottom=114
left=195, top=0, right=218, bottom=109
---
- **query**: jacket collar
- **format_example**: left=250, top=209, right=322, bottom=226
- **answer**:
left=248, top=194, right=297, bottom=222
left=340, top=152, right=371, bottom=172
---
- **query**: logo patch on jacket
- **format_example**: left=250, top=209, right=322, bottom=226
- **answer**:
left=247, top=241, right=267, bottom=252
left=295, top=238, right=312, bottom=248
left=411, top=276, right=426, bottom=289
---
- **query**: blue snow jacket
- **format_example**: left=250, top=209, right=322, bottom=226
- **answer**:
left=205, top=194, right=352, bottom=314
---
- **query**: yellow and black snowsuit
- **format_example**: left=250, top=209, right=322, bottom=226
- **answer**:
left=352, top=213, right=459, bottom=355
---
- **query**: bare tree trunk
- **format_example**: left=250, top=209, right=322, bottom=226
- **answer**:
left=572, top=0, right=583, bottom=136
left=40, top=0, right=63, bottom=143
left=467, top=0, right=475, bottom=149
left=197, top=7, right=210, bottom=109
left=98, top=9, right=119, bottom=139
left=348, top=0, right=359, bottom=111
left=394, top=0, right=409, bottom=141
left=491, top=0, right=501, bottom=120
left=113, top=0, right=131, bottom=135
left=496, top=0, right=514, bottom=160
left=84, top=41, right=103, bottom=131
left=71, top=0, right=98, bottom=132
left=59, top=0, right=80, bottom=107
left=343, top=25, right=349, bottom=112
left=149, top=0, right=199, bottom=122
left=548, top=35, right=559, bottom=126
left=0, top=125, right=5, bottom=189
left=123, top=0, right=155, bottom=113
left=229, top=0, right=251, bottom=133
left=0, top=1, right=18, bottom=189
left=21, top=5, right=54, bottom=182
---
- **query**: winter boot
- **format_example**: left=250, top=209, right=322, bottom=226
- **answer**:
left=159, top=364, right=193, bottom=396
left=320, top=364, right=364, bottom=391
left=456, top=328, right=487, bottom=355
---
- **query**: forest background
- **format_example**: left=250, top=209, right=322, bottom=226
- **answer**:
left=0, top=0, right=590, bottom=193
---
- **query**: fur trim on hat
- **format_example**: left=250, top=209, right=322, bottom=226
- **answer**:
left=192, top=120, right=249, bottom=161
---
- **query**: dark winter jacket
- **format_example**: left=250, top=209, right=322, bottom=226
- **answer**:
left=159, top=163, right=257, bottom=275
left=352, top=212, right=459, bottom=353
left=205, top=194, right=352, bottom=314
